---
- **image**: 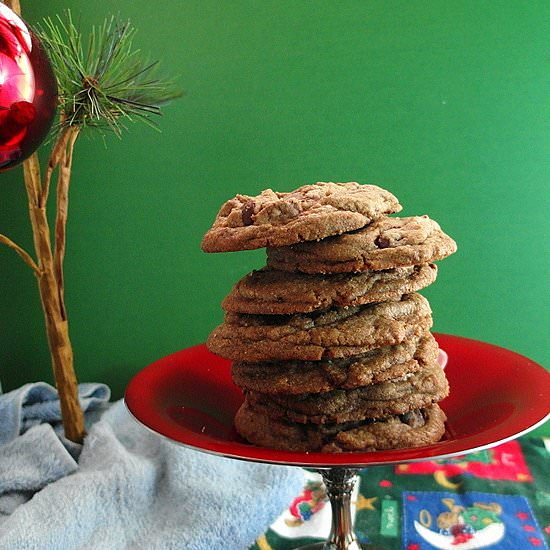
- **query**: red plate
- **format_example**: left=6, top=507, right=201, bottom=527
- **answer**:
left=124, top=334, right=550, bottom=467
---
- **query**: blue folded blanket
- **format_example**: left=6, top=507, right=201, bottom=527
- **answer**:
left=0, top=382, right=304, bottom=549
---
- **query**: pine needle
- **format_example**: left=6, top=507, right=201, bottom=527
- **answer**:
left=36, top=11, right=182, bottom=137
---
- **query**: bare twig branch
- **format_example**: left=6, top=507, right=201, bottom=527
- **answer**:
left=54, top=126, right=80, bottom=320
left=22, top=153, right=42, bottom=208
left=29, top=201, right=85, bottom=443
left=0, top=233, right=41, bottom=274
left=4, top=0, right=21, bottom=15
left=40, top=126, right=72, bottom=207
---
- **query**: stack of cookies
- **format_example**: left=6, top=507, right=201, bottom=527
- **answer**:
left=202, top=182, right=456, bottom=453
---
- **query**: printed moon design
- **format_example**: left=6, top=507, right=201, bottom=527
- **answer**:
left=414, top=521, right=505, bottom=549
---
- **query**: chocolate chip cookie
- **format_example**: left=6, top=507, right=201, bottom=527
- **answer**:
left=207, top=293, right=432, bottom=362
left=235, top=400, right=447, bottom=452
left=267, top=215, right=457, bottom=273
left=201, top=182, right=401, bottom=252
left=231, top=332, right=438, bottom=394
left=222, top=264, right=437, bottom=315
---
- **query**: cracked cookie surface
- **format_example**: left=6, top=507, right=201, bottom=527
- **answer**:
left=267, top=215, right=457, bottom=273
left=207, top=293, right=432, bottom=362
left=222, top=264, right=437, bottom=314
left=201, top=182, right=401, bottom=252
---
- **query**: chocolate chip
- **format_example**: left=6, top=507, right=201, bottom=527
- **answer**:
left=400, top=410, right=425, bottom=428
left=241, top=202, right=256, bottom=225
left=374, top=235, right=391, bottom=249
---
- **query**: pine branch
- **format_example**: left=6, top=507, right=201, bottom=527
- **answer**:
left=35, top=11, right=182, bottom=137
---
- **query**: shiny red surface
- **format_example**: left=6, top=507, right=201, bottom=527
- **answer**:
left=125, top=334, right=550, bottom=467
left=0, top=5, right=57, bottom=171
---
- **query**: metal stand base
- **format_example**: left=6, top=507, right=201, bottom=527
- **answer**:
left=295, top=468, right=363, bottom=550
left=296, top=542, right=363, bottom=550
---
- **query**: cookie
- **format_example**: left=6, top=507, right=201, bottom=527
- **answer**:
left=207, top=293, right=432, bottom=362
left=231, top=332, right=438, bottom=394
left=235, top=401, right=447, bottom=452
left=201, top=182, right=402, bottom=252
left=267, top=215, right=457, bottom=273
left=246, top=361, right=448, bottom=424
left=222, top=264, right=437, bottom=315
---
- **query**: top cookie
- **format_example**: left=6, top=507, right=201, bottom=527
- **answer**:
left=201, top=182, right=402, bottom=252
left=267, top=215, right=457, bottom=273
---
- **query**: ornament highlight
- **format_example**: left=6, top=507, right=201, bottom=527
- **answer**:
left=0, top=4, right=57, bottom=171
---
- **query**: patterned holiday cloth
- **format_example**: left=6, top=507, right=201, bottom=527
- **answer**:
left=251, top=435, right=550, bottom=550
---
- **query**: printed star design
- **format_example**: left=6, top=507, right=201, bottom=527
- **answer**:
left=355, top=495, right=378, bottom=511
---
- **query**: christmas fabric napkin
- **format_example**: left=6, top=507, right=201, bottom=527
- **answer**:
left=250, top=435, right=550, bottom=549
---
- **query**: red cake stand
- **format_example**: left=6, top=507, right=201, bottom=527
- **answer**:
left=125, top=334, right=550, bottom=550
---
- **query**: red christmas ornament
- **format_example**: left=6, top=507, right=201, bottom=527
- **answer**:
left=0, top=4, right=57, bottom=171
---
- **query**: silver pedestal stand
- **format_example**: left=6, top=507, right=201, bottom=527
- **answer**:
left=297, top=468, right=363, bottom=550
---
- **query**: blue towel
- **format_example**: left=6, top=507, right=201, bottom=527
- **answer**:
left=0, top=382, right=304, bottom=549
left=0, top=382, right=111, bottom=458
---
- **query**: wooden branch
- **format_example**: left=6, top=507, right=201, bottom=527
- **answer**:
left=28, top=143, right=86, bottom=443
left=22, top=155, right=42, bottom=213
left=0, top=233, right=40, bottom=274
left=54, top=126, right=80, bottom=320
left=30, top=202, right=85, bottom=443
left=4, top=0, right=21, bottom=15
left=40, top=127, right=72, bottom=208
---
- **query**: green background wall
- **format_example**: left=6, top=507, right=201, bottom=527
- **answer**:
left=1, top=2, right=548, bottom=433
